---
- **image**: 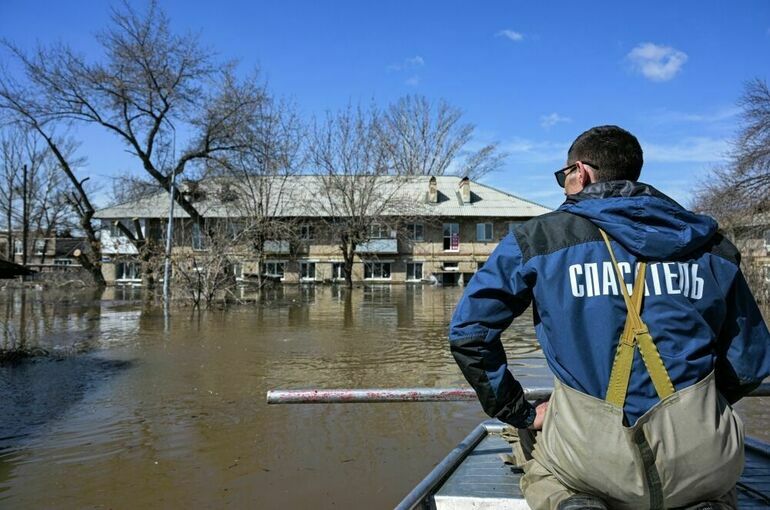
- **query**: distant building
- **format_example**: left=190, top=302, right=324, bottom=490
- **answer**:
left=94, top=175, right=552, bottom=285
left=0, top=233, right=86, bottom=273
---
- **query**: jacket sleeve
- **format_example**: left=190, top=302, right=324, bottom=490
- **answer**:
left=715, top=267, right=770, bottom=404
left=448, top=234, right=535, bottom=428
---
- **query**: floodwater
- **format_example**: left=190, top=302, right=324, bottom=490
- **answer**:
left=0, top=286, right=767, bottom=509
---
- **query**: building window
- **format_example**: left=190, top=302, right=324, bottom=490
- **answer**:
left=191, top=223, right=205, bottom=251
left=443, top=262, right=459, bottom=271
left=332, top=262, right=345, bottom=280
left=370, top=224, right=392, bottom=239
left=443, top=223, right=459, bottom=251
left=13, top=240, right=22, bottom=254
left=54, top=259, right=73, bottom=266
left=116, top=261, right=140, bottom=281
left=227, top=222, right=243, bottom=241
left=477, top=261, right=485, bottom=271
left=300, top=261, right=316, bottom=280
left=406, top=223, right=424, bottom=241
left=406, top=262, right=423, bottom=281
left=476, top=223, right=493, bottom=242
left=263, top=261, right=285, bottom=279
left=364, top=262, right=391, bottom=280
left=300, top=224, right=314, bottom=241
left=231, top=263, right=243, bottom=279
left=34, top=239, right=46, bottom=255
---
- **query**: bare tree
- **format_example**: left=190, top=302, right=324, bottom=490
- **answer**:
left=309, top=105, right=420, bottom=288
left=0, top=66, right=105, bottom=284
left=169, top=219, right=244, bottom=308
left=3, top=1, right=264, bottom=233
left=0, top=125, right=73, bottom=266
left=0, top=128, right=21, bottom=260
left=383, top=95, right=506, bottom=180
left=693, top=78, right=770, bottom=301
left=216, top=97, right=305, bottom=288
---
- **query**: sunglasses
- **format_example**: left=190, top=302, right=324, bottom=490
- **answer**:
left=554, top=161, right=598, bottom=188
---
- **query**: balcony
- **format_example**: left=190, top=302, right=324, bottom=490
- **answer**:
left=355, top=238, right=398, bottom=254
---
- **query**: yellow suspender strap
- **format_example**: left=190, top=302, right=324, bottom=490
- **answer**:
left=599, top=229, right=675, bottom=408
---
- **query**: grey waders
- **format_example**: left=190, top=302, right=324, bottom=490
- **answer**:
left=520, top=229, right=744, bottom=510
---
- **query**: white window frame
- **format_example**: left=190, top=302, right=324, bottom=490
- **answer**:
left=299, top=261, right=317, bottom=281
left=116, top=260, right=141, bottom=282
left=370, top=223, right=393, bottom=239
left=54, top=258, right=73, bottom=266
left=13, top=240, right=22, bottom=255
left=443, top=223, right=460, bottom=252
left=476, top=223, right=493, bottom=242
left=443, top=261, right=459, bottom=271
left=331, top=262, right=346, bottom=281
left=406, top=223, right=424, bottom=241
left=34, top=239, right=46, bottom=255
left=300, top=224, right=314, bottom=241
left=364, top=261, right=392, bottom=280
left=406, top=262, right=423, bottom=282
left=191, top=223, right=205, bottom=251
left=227, top=221, right=243, bottom=241
left=263, top=261, right=286, bottom=280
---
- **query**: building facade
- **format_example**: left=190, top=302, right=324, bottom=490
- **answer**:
left=94, top=176, right=552, bottom=285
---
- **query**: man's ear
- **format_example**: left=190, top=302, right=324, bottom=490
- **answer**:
left=578, top=162, right=593, bottom=186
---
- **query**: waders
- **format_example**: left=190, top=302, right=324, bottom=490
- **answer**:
left=520, top=229, right=744, bottom=510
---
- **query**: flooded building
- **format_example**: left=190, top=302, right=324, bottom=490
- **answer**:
left=94, top=175, right=551, bottom=285
left=0, top=233, right=86, bottom=273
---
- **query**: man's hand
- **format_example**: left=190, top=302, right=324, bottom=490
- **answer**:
left=529, top=401, right=549, bottom=430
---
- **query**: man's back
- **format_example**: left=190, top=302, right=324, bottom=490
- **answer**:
left=448, top=125, right=770, bottom=509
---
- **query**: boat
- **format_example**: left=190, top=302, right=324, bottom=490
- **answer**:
left=265, top=386, right=770, bottom=509
left=396, top=419, right=770, bottom=509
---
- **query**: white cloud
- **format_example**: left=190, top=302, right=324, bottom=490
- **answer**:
left=540, top=113, right=572, bottom=129
left=627, top=43, right=688, bottom=82
left=496, top=29, right=524, bottom=42
left=501, top=137, right=570, bottom=164
left=643, top=137, right=729, bottom=163
left=387, top=55, right=425, bottom=72
left=648, top=106, right=740, bottom=125
left=405, top=75, right=420, bottom=87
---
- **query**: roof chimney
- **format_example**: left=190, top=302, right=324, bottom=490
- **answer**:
left=428, top=176, right=438, bottom=204
left=459, top=177, right=471, bottom=204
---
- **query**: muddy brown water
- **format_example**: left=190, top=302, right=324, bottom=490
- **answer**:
left=0, top=286, right=767, bottom=509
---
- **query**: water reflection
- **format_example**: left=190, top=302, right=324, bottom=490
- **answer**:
left=0, top=286, right=765, bottom=509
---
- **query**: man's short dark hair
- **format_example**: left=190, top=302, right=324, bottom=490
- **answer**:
left=567, top=125, right=643, bottom=182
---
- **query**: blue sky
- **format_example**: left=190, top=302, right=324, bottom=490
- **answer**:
left=1, top=0, right=768, bottom=209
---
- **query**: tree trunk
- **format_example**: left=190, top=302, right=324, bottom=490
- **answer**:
left=343, top=244, right=355, bottom=289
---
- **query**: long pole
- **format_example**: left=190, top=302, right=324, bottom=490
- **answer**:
left=266, top=383, right=770, bottom=404
left=162, top=125, right=176, bottom=305
left=162, top=169, right=176, bottom=303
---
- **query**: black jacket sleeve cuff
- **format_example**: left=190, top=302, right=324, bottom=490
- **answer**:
left=494, top=393, right=536, bottom=428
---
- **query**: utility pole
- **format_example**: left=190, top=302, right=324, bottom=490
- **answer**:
left=21, top=163, right=28, bottom=266
left=163, top=122, right=176, bottom=309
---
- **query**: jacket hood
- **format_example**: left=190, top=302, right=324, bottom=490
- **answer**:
left=558, top=181, right=718, bottom=259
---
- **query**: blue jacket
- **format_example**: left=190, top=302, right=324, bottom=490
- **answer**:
left=449, top=181, right=770, bottom=427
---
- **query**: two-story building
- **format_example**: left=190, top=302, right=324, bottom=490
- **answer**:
left=94, top=175, right=552, bottom=285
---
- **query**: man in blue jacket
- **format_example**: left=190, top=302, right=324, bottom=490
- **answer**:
left=449, top=125, right=770, bottom=510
